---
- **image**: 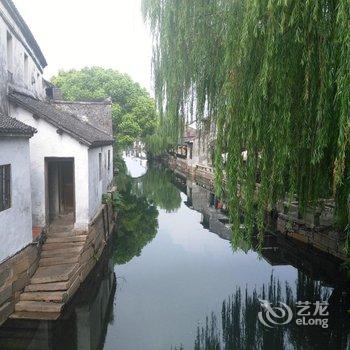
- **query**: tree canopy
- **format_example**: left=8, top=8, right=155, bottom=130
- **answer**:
left=142, top=0, right=350, bottom=251
left=52, top=67, right=157, bottom=149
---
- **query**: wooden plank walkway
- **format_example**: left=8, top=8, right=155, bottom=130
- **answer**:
left=10, top=216, right=87, bottom=321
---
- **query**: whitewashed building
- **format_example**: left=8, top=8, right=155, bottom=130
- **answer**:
left=0, top=113, right=35, bottom=262
left=9, top=92, right=114, bottom=231
left=0, top=0, right=115, bottom=324
left=0, top=0, right=114, bottom=234
left=0, top=0, right=47, bottom=264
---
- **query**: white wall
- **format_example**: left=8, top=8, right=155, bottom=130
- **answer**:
left=11, top=105, right=90, bottom=231
left=88, top=145, right=113, bottom=220
left=0, top=137, right=32, bottom=262
left=0, top=2, right=46, bottom=116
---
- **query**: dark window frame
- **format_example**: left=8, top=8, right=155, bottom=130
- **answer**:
left=99, top=153, right=102, bottom=181
left=0, top=164, right=11, bottom=212
left=108, top=150, right=111, bottom=171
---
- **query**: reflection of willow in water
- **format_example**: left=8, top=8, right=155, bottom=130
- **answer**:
left=132, top=165, right=182, bottom=212
left=191, top=272, right=350, bottom=350
left=113, top=161, right=159, bottom=265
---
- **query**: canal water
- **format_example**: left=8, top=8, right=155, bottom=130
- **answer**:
left=0, top=154, right=350, bottom=350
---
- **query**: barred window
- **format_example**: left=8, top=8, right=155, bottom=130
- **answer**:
left=0, top=165, right=11, bottom=212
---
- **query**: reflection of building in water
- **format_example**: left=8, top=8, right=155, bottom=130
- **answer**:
left=0, top=246, right=116, bottom=350
left=181, top=179, right=348, bottom=287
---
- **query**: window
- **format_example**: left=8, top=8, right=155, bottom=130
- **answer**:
left=99, top=153, right=102, bottom=181
left=108, top=150, right=111, bottom=170
left=24, top=53, right=29, bottom=85
left=7, top=32, right=13, bottom=73
left=0, top=165, right=11, bottom=212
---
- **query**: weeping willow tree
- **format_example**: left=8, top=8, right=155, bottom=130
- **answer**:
left=142, top=0, right=350, bottom=252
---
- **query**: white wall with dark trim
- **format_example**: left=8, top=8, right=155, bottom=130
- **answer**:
left=0, top=136, right=32, bottom=262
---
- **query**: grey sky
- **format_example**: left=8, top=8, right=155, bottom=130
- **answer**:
left=15, top=0, right=153, bottom=93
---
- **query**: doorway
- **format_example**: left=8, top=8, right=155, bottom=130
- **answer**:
left=46, top=158, right=75, bottom=224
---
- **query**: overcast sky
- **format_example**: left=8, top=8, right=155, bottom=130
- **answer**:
left=15, top=0, right=153, bottom=93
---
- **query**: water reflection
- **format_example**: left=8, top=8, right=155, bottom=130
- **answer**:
left=193, top=272, right=350, bottom=350
left=113, top=158, right=182, bottom=265
left=2, top=156, right=350, bottom=350
left=132, top=165, right=182, bottom=213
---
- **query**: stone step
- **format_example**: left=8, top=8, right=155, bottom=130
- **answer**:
left=49, top=227, right=74, bottom=234
left=45, top=235, right=87, bottom=244
left=10, top=311, right=60, bottom=321
left=42, top=242, right=84, bottom=251
left=25, top=280, right=71, bottom=292
left=47, top=230, right=74, bottom=237
left=39, top=255, right=79, bottom=267
left=20, top=291, right=66, bottom=303
left=41, top=246, right=83, bottom=258
left=15, top=301, right=63, bottom=313
left=31, top=264, right=78, bottom=284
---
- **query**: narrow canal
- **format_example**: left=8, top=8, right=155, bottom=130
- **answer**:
left=0, top=154, right=349, bottom=350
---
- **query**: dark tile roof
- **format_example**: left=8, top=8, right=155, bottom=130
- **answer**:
left=9, top=92, right=114, bottom=148
left=1, top=0, right=47, bottom=68
left=0, top=112, right=36, bottom=137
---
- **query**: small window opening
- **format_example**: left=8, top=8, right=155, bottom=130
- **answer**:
left=24, top=53, right=29, bottom=84
left=0, top=165, right=11, bottom=212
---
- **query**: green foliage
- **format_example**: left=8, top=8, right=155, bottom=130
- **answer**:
left=114, top=191, right=158, bottom=265
left=143, top=0, right=350, bottom=249
left=52, top=67, right=157, bottom=149
left=113, top=157, right=159, bottom=265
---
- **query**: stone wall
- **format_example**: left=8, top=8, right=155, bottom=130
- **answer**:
left=0, top=242, right=41, bottom=325
left=75, top=188, right=117, bottom=297
left=51, top=100, right=113, bottom=136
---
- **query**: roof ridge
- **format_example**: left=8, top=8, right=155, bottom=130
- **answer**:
left=8, top=92, right=113, bottom=148
left=48, top=101, right=113, bottom=137
left=0, top=111, right=37, bottom=136
left=11, top=91, right=113, bottom=138
left=10, top=91, right=109, bottom=136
